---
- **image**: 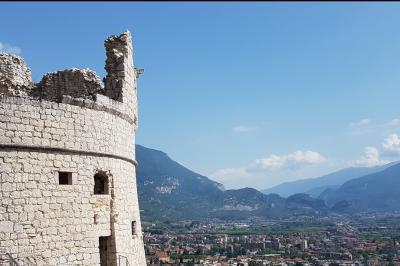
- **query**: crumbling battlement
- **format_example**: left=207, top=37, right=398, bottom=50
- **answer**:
left=0, top=31, right=139, bottom=124
left=35, top=68, right=104, bottom=102
left=103, top=31, right=138, bottom=126
left=104, top=32, right=132, bottom=102
left=0, top=53, right=33, bottom=96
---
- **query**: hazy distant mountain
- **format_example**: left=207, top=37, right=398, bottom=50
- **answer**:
left=321, top=162, right=400, bottom=212
left=136, top=145, right=326, bottom=221
left=261, top=163, right=394, bottom=197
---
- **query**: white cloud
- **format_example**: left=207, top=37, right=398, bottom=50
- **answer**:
left=382, top=133, right=400, bottom=155
left=350, top=147, right=389, bottom=167
left=211, top=150, right=328, bottom=181
left=348, top=118, right=372, bottom=136
left=347, top=117, right=400, bottom=136
left=211, top=167, right=248, bottom=179
left=233, top=125, right=257, bottom=133
left=387, top=119, right=400, bottom=127
left=350, top=119, right=370, bottom=127
left=250, top=150, right=327, bottom=171
left=383, top=134, right=400, bottom=151
left=0, top=42, right=21, bottom=54
left=348, top=133, right=400, bottom=167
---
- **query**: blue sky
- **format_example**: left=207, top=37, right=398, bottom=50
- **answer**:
left=2, top=2, right=400, bottom=189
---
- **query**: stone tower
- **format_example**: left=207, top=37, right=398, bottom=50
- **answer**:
left=0, top=31, right=146, bottom=265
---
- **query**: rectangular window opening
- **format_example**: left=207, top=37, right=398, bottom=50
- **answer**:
left=131, top=221, right=136, bottom=236
left=59, top=172, right=72, bottom=185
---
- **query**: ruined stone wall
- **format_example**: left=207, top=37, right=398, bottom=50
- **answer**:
left=35, top=68, right=104, bottom=102
left=0, top=53, right=33, bottom=97
left=104, top=32, right=138, bottom=128
left=0, top=31, right=146, bottom=265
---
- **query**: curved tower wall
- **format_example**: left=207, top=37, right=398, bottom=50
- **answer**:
left=0, top=32, right=146, bottom=265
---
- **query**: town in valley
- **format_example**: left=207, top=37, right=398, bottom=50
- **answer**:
left=143, top=213, right=400, bottom=266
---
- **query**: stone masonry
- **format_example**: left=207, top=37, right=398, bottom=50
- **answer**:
left=0, top=53, right=33, bottom=97
left=0, top=31, right=146, bottom=265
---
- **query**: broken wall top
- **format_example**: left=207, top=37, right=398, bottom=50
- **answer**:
left=0, top=31, right=137, bottom=103
left=0, top=53, right=33, bottom=96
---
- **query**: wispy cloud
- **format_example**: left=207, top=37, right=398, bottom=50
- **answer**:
left=211, top=167, right=249, bottom=179
left=386, top=118, right=400, bottom=127
left=0, top=42, right=21, bottom=54
left=232, top=125, right=258, bottom=133
left=348, top=132, right=400, bottom=167
left=349, top=146, right=389, bottom=167
left=348, top=118, right=371, bottom=136
left=211, top=150, right=328, bottom=181
left=249, top=150, right=327, bottom=171
left=348, top=117, right=400, bottom=136
left=382, top=133, right=400, bottom=156
left=350, top=119, right=371, bottom=127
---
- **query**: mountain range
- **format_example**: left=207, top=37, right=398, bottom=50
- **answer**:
left=321, top=163, right=400, bottom=212
left=136, top=145, right=326, bottom=221
left=261, top=163, right=394, bottom=197
left=136, top=145, right=400, bottom=221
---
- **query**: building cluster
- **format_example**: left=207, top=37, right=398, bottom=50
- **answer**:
left=143, top=216, right=400, bottom=266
